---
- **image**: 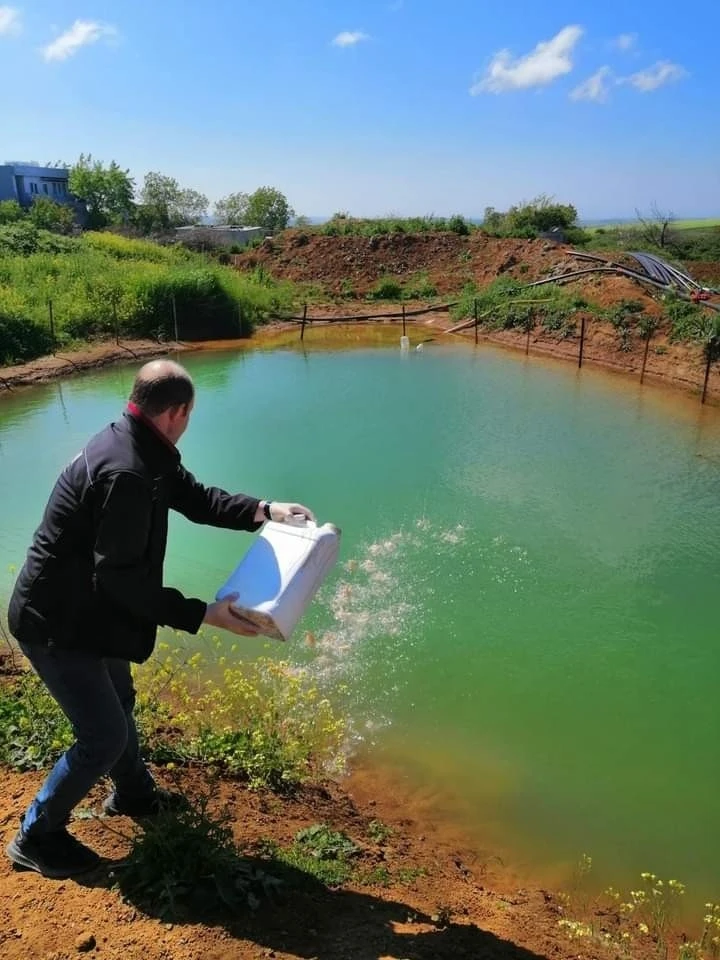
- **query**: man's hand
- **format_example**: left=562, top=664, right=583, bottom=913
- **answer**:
left=259, top=502, right=317, bottom=524
left=203, top=595, right=260, bottom=637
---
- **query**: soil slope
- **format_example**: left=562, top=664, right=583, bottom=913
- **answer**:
left=0, top=760, right=638, bottom=960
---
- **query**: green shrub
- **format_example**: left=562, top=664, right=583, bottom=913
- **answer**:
left=0, top=200, right=25, bottom=224
left=28, top=198, right=75, bottom=234
left=369, top=276, right=404, bottom=301
left=448, top=214, right=470, bottom=236
left=0, top=673, right=72, bottom=770
left=404, top=272, right=438, bottom=300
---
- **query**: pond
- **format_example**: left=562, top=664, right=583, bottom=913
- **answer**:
left=1, top=338, right=719, bottom=900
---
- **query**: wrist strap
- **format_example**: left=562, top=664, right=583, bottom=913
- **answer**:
left=263, top=500, right=273, bottom=520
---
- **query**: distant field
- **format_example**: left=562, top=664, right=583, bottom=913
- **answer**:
left=588, top=218, right=720, bottom=233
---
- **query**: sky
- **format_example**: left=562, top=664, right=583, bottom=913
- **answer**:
left=0, top=0, right=719, bottom=220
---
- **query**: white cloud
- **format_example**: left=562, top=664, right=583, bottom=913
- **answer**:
left=471, top=25, right=584, bottom=94
left=41, top=19, right=117, bottom=62
left=627, top=60, right=687, bottom=92
left=570, top=65, right=614, bottom=103
left=0, top=6, right=21, bottom=36
left=332, top=30, right=369, bottom=48
left=614, top=33, right=637, bottom=51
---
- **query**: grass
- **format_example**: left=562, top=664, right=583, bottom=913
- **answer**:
left=587, top=219, right=720, bottom=233
left=451, top=277, right=584, bottom=339
left=0, top=227, right=299, bottom=365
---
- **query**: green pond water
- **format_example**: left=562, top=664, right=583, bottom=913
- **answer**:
left=1, top=341, right=719, bottom=900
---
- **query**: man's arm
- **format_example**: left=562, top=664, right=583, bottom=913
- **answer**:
left=169, top=466, right=264, bottom=531
left=93, top=473, right=207, bottom=633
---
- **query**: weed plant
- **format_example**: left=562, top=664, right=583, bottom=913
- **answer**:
left=558, top=857, right=720, bottom=960
left=0, top=633, right=346, bottom=792
left=258, top=822, right=359, bottom=887
left=135, top=636, right=346, bottom=789
left=116, top=793, right=280, bottom=918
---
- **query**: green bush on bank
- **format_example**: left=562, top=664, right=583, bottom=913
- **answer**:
left=0, top=228, right=298, bottom=365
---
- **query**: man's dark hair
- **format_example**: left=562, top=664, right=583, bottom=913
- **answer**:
left=129, top=364, right=194, bottom=417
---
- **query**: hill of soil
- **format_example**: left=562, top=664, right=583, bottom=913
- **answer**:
left=233, top=231, right=576, bottom=296
left=231, top=230, right=711, bottom=314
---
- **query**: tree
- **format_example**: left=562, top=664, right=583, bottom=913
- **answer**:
left=137, top=172, right=208, bottom=231
left=0, top=199, right=25, bottom=224
left=244, top=187, right=294, bottom=234
left=481, top=197, right=579, bottom=237
left=506, top=195, right=578, bottom=234
left=214, top=192, right=249, bottom=225
left=28, top=197, right=75, bottom=234
left=482, top=206, right=503, bottom=233
left=635, top=203, right=675, bottom=249
left=68, top=154, right=135, bottom=228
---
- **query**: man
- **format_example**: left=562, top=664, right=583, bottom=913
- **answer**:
left=5, top=359, right=314, bottom=879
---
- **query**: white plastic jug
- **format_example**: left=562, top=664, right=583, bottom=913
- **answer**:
left=216, top=519, right=341, bottom=641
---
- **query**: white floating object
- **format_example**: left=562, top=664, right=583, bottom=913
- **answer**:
left=416, top=342, right=424, bottom=351
left=216, top=519, right=341, bottom=641
left=400, top=336, right=410, bottom=350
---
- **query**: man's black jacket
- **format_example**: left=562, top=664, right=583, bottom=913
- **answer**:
left=8, top=410, right=262, bottom=663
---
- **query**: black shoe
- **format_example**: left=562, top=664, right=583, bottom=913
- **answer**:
left=6, top=826, right=101, bottom=879
left=102, top=787, right=187, bottom=819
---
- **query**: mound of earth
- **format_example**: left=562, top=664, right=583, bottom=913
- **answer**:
left=232, top=230, right=678, bottom=315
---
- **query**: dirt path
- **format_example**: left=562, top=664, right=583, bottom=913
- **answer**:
left=0, top=761, right=626, bottom=960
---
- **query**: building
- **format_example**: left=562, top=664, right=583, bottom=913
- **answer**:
left=174, top=224, right=265, bottom=248
left=0, top=161, right=79, bottom=211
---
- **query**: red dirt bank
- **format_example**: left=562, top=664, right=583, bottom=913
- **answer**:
left=0, top=760, right=658, bottom=960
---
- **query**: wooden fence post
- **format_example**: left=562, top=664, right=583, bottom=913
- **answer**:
left=300, top=304, right=308, bottom=341
left=172, top=295, right=179, bottom=342
left=402, top=304, right=407, bottom=338
left=113, top=301, right=119, bottom=346
left=474, top=299, right=479, bottom=345
left=640, top=328, right=652, bottom=385
left=48, top=299, right=56, bottom=355
left=578, top=316, right=586, bottom=368
left=701, top=344, right=715, bottom=405
left=525, top=321, right=532, bottom=356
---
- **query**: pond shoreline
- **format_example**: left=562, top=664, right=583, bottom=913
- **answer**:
left=2, top=313, right=720, bottom=406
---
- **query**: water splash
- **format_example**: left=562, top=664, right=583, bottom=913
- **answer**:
left=291, top=521, right=533, bottom=754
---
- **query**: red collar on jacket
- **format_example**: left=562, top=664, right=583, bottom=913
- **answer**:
left=126, top=402, right=177, bottom=451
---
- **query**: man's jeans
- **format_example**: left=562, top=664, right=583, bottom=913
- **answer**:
left=19, top=641, right=156, bottom=836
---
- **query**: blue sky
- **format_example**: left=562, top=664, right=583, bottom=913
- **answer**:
left=1, top=0, right=718, bottom=219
